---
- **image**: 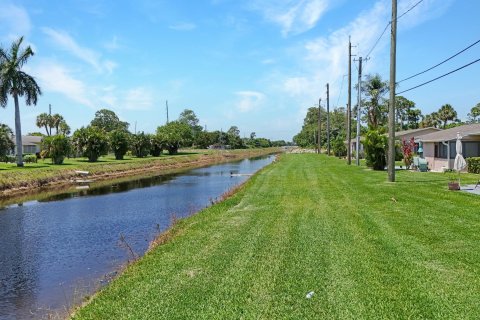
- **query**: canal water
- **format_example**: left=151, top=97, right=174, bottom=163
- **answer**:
left=0, top=155, right=274, bottom=319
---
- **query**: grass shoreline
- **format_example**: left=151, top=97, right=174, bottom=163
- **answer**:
left=72, top=153, right=480, bottom=319
left=0, top=148, right=279, bottom=201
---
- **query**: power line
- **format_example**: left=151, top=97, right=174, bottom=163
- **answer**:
left=364, top=0, right=424, bottom=60
left=397, top=38, right=480, bottom=83
left=335, top=74, right=347, bottom=108
left=396, top=58, right=480, bottom=95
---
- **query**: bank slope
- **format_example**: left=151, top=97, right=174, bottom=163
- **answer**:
left=73, top=154, right=480, bottom=319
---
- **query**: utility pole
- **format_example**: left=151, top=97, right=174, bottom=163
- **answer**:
left=49, top=104, right=51, bottom=116
left=347, top=37, right=354, bottom=165
left=326, top=83, right=330, bottom=155
left=356, top=57, right=362, bottom=166
left=166, top=100, right=169, bottom=124
left=134, top=121, right=137, bottom=134
left=318, top=98, right=321, bottom=154
left=388, top=0, right=397, bottom=182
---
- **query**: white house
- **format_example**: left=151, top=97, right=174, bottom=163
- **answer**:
left=11, top=135, right=42, bottom=154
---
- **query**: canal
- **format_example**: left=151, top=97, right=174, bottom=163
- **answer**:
left=0, top=155, right=275, bottom=319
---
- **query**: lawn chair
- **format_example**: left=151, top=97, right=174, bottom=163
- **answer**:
left=418, top=158, right=428, bottom=172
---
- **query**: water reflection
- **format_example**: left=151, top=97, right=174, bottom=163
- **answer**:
left=0, top=156, right=274, bottom=319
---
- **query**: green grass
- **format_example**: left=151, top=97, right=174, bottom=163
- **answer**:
left=73, top=154, right=480, bottom=319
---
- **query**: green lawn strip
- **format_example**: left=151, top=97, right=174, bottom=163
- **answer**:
left=73, top=154, right=480, bottom=319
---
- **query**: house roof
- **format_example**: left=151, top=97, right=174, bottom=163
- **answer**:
left=12, top=135, right=43, bottom=146
left=417, top=123, right=480, bottom=142
left=395, top=127, right=442, bottom=139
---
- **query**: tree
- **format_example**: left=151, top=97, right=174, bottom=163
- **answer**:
left=227, top=126, right=244, bottom=149
left=178, top=109, right=203, bottom=146
left=130, top=132, right=151, bottom=158
left=41, top=134, right=71, bottom=164
left=156, top=121, right=192, bottom=154
left=0, top=37, right=42, bottom=166
left=361, top=74, right=389, bottom=129
left=420, top=112, right=440, bottom=128
left=468, top=103, right=480, bottom=123
left=51, top=113, right=64, bottom=134
left=437, top=104, right=457, bottom=129
left=90, top=109, right=129, bottom=133
left=395, top=96, right=418, bottom=130
left=36, top=113, right=53, bottom=136
left=109, top=129, right=130, bottom=160
left=58, top=120, right=71, bottom=135
left=72, top=126, right=108, bottom=162
left=0, top=124, right=14, bottom=159
left=195, top=131, right=219, bottom=149
left=406, top=108, right=422, bottom=129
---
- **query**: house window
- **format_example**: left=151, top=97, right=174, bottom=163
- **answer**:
left=23, top=145, right=38, bottom=154
left=464, top=142, right=480, bottom=158
left=435, top=142, right=456, bottom=159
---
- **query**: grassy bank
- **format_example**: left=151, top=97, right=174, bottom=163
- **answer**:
left=0, top=148, right=278, bottom=198
left=73, top=154, right=480, bottom=319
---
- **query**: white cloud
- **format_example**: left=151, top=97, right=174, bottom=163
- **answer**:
left=42, top=27, right=116, bottom=74
left=0, top=2, right=31, bottom=41
left=103, top=36, right=120, bottom=51
left=28, top=60, right=94, bottom=108
left=235, top=91, right=265, bottom=112
left=124, top=87, right=154, bottom=110
left=250, top=0, right=329, bottom=36
left=169, top=22, right=197, bottom=31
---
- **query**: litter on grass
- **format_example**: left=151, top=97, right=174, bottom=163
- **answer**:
left=306, top=291, right=315, bottom=299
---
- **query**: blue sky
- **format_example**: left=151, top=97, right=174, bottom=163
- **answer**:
left=1, top=0, right=479, bottom=141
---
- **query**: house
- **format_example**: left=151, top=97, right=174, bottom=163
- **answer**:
left=346, top=127, right=441, bottom=158
left=416, top=123, right=480, bottom=172
left=11, top=135, right=42, bottom=154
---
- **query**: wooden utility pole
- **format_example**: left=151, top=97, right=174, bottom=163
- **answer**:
left=356, top=57, right=362, bottom=166
left=49, top=104, right=51, bottom=115
left=318, top=98, right=321, bottom=154
left=347, top=37, right=353, bottom=165
left=388, top=0, right=397, bottom=182
left=326, top=83, right=330, bottom=155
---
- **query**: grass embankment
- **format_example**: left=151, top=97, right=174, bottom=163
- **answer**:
left=0, top=148, right=277, bottom=198
left=73, top=154, right=480, bottom=319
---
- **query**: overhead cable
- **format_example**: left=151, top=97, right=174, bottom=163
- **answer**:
left=396, top=58, right=480, bottom=95
left=397, top=39, right=480, bottom=83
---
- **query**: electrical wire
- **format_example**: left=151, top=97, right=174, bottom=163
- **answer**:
left=397, top=38, right=480, bottom=83
left=335, top=74, right=347, bottom=108
left=396, top=58, right=480, bottom=95
left=364, top=0, right=424, bottom=60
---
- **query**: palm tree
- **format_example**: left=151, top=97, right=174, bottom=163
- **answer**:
left=36, top=112, right=52, bottom=136
left=437, top=104, right=457, bottom=129
left=467, top=103, right=480, bottom=123
left=361, top=74, right=389, bottom=129
left=0, top=36, right=42, bottom=166
left=51, top=113, right=64, bottom=134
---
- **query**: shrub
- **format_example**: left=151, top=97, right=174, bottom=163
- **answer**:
left=2, top=154, right=15, bottom=163
left=23, top=154, right=38, bottom=163
left=364, top=130, right=387, bottom=170
left=41, top=135, right=71, bottom=164
left=402, top=137, right=415, bottom=168
left=72, top=126, right=108, bottom=162
left=156, top=121, right=192, bottom=154
left=332, top=135, right=347, bottom=157
left=130, top=132, right=151, bottom=158
left=109, top=129, right=130, bottom=160
left=467, top=157, right=480, bottom=173
left=149, top=134, right=163, bottom=157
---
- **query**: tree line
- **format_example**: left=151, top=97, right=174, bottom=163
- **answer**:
left=0, top=36, right=287, bottom=165
left=294, top=73, right=480, bottom=157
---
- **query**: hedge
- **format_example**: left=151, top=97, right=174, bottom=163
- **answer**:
left=467, top=157, right=480, bottom=173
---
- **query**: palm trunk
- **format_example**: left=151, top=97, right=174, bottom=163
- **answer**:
left=14, top=93, right=24, bottom=167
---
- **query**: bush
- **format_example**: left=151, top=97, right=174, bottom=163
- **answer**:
left=332, top=135, right=347, bottom=157
left=41, top=135, right=71, bottom=164
left=156, top=121, right=192, bottom=154
left=149, top=134, right=163, bottom=157
left=109, top=130, right=130, bottom=160
left=467, top=157, right=480, bottom=173
left=130, top=132, right=151, bottom=158
left=364, top=130, right=387, bottom=170
left=2, top=154, right=15, bottom=163
left=23, top=154, right=37, bottom=163
left=72, top=126, right=108, bottom=162
left=401, top=138, right=415, bottom=168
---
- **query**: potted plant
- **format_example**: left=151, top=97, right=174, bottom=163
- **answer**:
left=445, top=169, right=460, bottom=190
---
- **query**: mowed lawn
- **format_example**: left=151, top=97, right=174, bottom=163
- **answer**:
left=73, top=154, right=480, bottom=319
